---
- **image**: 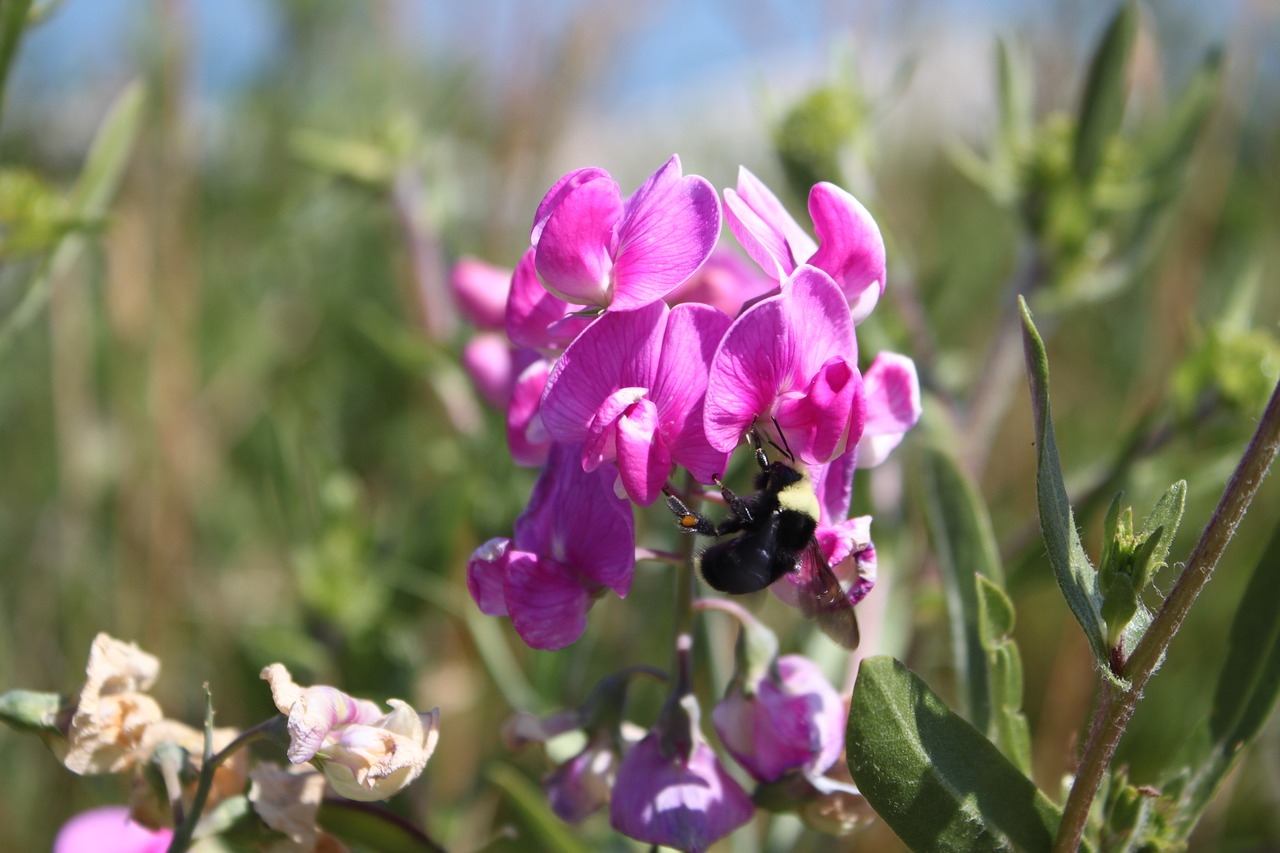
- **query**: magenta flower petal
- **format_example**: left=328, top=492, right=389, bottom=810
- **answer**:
left=532, top=167, right=611, bottom=244
left=615, top=398, right=671, bottom=505
left=723, top=166, right=816, bottom=279
left=533, top=176, right=623, bottom=307
left=582, top=386, right=646, bottom=471
left=55, top=807, right=173, bottom=853
left=785, top=265, right=858, bottom=376
left=807, top=182, right=886, bottom=322
left=545, top=737, right=618, bottom=824
left=703, top=295, right=793, bottom=453
left=610, top=733, right=754, bottom=853
left=503, top=553, right=593, bottom=651
left=856, top=352, right=922, bottom=468
left=610, top=156, right=721, bottom=311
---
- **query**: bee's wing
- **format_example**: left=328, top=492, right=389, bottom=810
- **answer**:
left=796, top=540, right=860, bottom=650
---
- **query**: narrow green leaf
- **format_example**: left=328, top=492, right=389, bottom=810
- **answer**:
left=1137, top=481, right=1186, bottom=570
left=1168, top=522, right=1280, bottom=838
left=486, top=763, right=593, bottom=853
left=1019, top=297, right=1114, bottom=676
left=1073, top=0, right=1139, bottom=182
left=921, top=443, right=1003, bottom=733
left=0, top=0, right=35, bottom=130
left=847, top=656, right=1069, bottom=853
left=995, top=37, right=1031, bottom=157
left=0, top=80, right=144, bottom=353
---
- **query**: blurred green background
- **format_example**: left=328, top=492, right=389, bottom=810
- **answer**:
left=1, top=1, right=1278, bottom=850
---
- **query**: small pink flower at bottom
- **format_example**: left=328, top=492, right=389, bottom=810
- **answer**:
left=261, top=664, right=440, bottom=802
left=609, top=726, right=754, bottom=852
left=54, top=806, right=172, bottom=853
left=712, top=654, right=846, bottom=783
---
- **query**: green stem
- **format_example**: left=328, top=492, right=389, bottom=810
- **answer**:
left=166, top=711, right=284, bottom=853
left=1053, top=376, right=1280, bottom=853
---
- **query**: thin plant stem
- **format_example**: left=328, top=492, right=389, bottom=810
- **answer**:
left=1053, top=376, right=1280, bottom=853
left=673, top=469, right=700, bottom=697
left=167, top=710, right=284, bottom=853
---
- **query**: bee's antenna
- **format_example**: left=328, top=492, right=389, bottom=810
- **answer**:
left=768, top=416, right=795, bottom=462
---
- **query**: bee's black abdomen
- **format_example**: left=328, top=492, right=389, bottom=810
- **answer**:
left=698, top=515, right=789, bottom=594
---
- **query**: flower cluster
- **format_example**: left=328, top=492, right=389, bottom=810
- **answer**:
left=456, top=156, right=920, bottom=849
left=460, top=156, right=920, bottom=650
left=3, top=633, right=438, bottom=853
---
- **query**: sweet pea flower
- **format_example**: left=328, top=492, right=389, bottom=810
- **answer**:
left=712, top=654, right=846, bottom=783
left=531, top=156, right=721, bottom=312
left=449, top=256, right=511, bottom=331
left=467, top=442, right=636, bottom=649
left=540, top=301, right=732, bottom=505
left=704, top=265, right=866, bottom=466
left=54, top=806, right=172, bottom=853
left=261, top=664, right=439, bottom=803
left=610, top=695, right=754, bottom=853
left=724, top=166, right=886, bottom=322
left=854, top=352, right=922, bottom=468
left=58, top=633, right=164, bottom=775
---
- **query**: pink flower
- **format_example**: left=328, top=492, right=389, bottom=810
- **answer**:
left=531, top=156, right=721, bottom=312
left=449, top=256, right=511, bottom=331
left=609, top=702, right=754, bottom=852
left=261, top=664, right=440, bottom=802
left=540, top=301, right=732, bottom=504
left=712, top=655, right=846, bottom=783
left=461, top=333, right=526, bottom=409
left=703, top=265, right=866, bottom=466
left=54, top=806, right=172, bottom=853
left=854, top=352, right=922, bottom=468
left=466, top=443, right=636, bottom=650
left=724, top=166, right=886, bottom=322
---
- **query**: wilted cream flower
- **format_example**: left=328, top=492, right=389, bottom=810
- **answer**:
left=129, top=720, right=248, bottom=830
left=261, top=664, right=439, bottom=802
left=249, top=762, right=350, bottom=853
left=58, top=633, right=164, bottom=775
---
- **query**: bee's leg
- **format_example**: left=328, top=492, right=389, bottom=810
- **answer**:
left=662, top=485, right=718, bottom=536
left=745, top=428, right=770, bottom=471
left=713, top=476, right=754, bottom=526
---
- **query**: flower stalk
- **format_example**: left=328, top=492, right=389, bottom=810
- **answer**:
left=1053, top=375, right=1280, bottom=853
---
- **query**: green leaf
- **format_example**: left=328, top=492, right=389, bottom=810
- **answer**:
left=0, top=688, right=63, bottom=735
left=1019, top=297, right=1115, bottom=678
left=921, top=443, right=1004, bottom=733
left=0, top=80, right=145, bottom=353
left=1137, top=481, right=1186, bottom=571
left=0, top=0, right=35, bottom=130
left=847, top=657, right=1070, bottom=853
left=486, top=762, right=593, bottom=853
left=318, top=799, right=447, bottom=853
left=1167, top=522, right=1280, bottom=839
left=1073, top=1, right=1138, bottom=183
